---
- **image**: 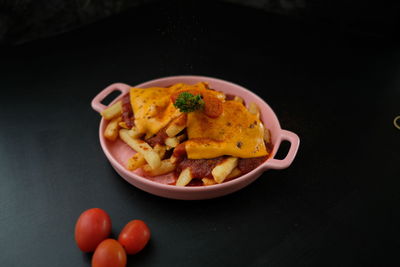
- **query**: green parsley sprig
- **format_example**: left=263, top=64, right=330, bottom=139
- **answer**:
left=173, top=92, right=204, bottom=113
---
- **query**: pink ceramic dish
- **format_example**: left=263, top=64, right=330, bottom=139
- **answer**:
left=91, top=76, right=300, bottom=200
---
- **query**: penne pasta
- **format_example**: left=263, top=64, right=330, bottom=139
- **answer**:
left=233, top=96, right=244, bottom=104
left=100, top=101, right=122, bottom=120
left=176, top=168, right=193, bottom=186
left=248, top=102, right=260, bottom=118
left=118, top=121, right=129, bottom=129
left=169, top=155, right=178, bottom=164
left=104, top=116, right=122, bottom=141
left=142, top=159, right=176, bottom=176
left=202, top=177, right=217, bottom=186
left=119, top=129, right=161, bottom=170
left=211, top=157, right=238, bottom=184
left=176, top=133, right=187, bottom=142
left=127, top=153, right=146, bottom=171
left=166, top=114, right=187, bottom=137
left=153, top=144, right=167, bottom=159
left=263, top=127, right=271, bottom=144
left=145, top=132, right=155, bottom=140
left=165, top=137, right=179, bottom=148
left=128, top=126, right=142, bottom=139
left=226, top=167, right=242, bottom=180
left=127, top=145, right=166, bottom=171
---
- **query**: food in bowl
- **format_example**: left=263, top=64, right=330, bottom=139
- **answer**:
left=99, top=82, right=273, bottom=186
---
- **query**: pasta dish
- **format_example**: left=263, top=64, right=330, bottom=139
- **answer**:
left=99, top=82, right=272, bottom=186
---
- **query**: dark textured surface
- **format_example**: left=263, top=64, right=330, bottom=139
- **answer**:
left=1, top=0, right=301, bottom=44
left=1, top=0, right=399, bottom=44
left=1, top=1, right=400, bottom=266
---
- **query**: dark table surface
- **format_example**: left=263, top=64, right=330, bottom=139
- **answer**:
left=1, top=1, right=399, bottom=266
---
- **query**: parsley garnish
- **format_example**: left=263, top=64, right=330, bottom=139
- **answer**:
left=173, top=92, right=204, bottom=113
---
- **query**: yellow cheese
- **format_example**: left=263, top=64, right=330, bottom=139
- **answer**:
left=186, top=101, right=268, bottom=159
left=130, top=86, right=180, bottom=135
left=129, top=82, right=222, bottom=136
left=129, top=82, right=267, bottom=159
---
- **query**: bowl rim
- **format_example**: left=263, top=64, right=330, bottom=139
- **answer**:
left=95, top=75, right=295, bottom=192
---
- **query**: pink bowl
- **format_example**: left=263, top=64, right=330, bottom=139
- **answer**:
left=91, top=76, right=300, bottom=200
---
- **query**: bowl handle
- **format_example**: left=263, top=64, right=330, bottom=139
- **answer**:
left=263, top=130, right=300, bottom=170
left=91, top=83, right=131, bottom=113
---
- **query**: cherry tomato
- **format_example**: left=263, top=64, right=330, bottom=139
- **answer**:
left=118, top=220, right=151, bottom=255
left=92, top=239, right=127, bottom=267
left=203, top=94, right=223, bottom=118
left=74, top=208, right=112, bottom=252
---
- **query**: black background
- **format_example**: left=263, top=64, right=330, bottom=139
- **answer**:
left=1, top=1, right=399, bottom=266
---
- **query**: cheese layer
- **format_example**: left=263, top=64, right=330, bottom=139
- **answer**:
left=186, top=101, right=268, bottom=159
left=130, top=82, right=267, bottom=159
left=130, top=82, right=222, bottom=136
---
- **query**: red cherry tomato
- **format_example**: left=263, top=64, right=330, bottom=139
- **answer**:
left=74, top=208, right=112, bottom=252
left=118, top=220, right=151, bottom=255
left=203, top=94, right=223, bottom=118
left=92, top=239, right=127, bottom=267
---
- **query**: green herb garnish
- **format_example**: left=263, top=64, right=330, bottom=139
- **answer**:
left=173, top=92, right=204, bottom=113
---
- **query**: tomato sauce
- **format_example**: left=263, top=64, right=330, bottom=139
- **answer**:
left=186, top=179, right=204, bottom=187
left=172, top=143, right=187, bottom=160
left=173, top=141, right=272, bottom=180
left=237, top=155, right=269, bottom=174
left=122, top=94, right=135, bottom=128
left=225, top=94, right=236, bottom=100
left=176, top=157, right=225, bottom=179
left=146, top=128, right=168, bottom=147
left=123, top=86, right=274, bottom=185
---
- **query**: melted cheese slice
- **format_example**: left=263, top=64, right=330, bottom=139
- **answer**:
left=130, top=82, right=223, bottom=136
left=130, top=87, right=179, bottom=136
left=186, top=101, right=268, bottom=159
